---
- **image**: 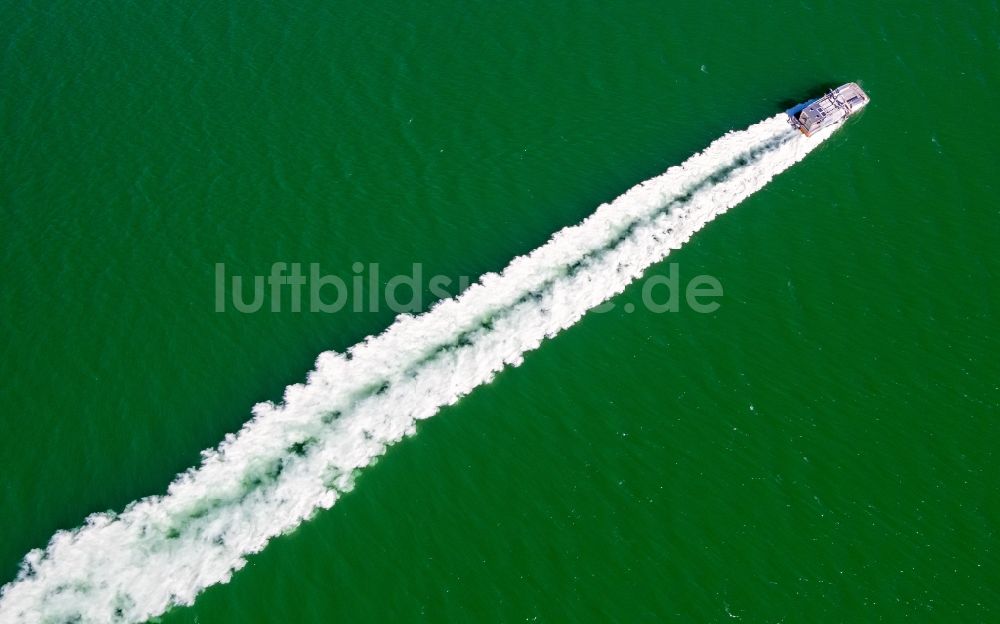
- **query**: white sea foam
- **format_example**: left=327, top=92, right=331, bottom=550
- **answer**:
left=0, top=114, right=833, bottom=623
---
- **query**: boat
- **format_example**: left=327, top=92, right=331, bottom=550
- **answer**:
left=788, top=82, right=869, bottom=136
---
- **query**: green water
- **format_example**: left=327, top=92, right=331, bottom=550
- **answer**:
left=2, top=0, right=998, bottom=621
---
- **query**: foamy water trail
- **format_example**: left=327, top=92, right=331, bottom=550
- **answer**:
left=0, top=114, right=835, bottom=623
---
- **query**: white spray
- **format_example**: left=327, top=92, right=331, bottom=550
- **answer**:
left=0, top=114, right=835, bottom=623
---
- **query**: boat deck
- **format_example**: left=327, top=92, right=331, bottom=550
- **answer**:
left=788, top=83, right=869, bottom=136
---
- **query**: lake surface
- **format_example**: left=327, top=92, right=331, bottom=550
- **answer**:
left=2, top=0, right=997, bottom=621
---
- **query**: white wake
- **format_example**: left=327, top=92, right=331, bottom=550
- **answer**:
left=0, top=114, right=834, bottom=623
